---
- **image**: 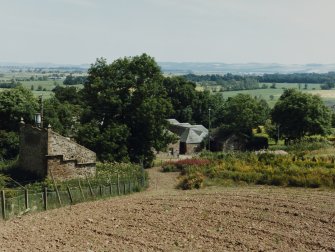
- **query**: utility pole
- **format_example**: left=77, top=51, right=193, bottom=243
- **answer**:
left=208, top=108, right=211, bottom=151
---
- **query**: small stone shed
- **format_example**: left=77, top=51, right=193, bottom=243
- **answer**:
left=167, top=119, right=208, bottom=155
left=19, top=124, right=96, bottom=181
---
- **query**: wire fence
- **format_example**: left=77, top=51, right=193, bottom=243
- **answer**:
left=1, top=174, right=147, bottom=221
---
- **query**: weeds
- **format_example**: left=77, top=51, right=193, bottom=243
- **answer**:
left=175, top=152, right=335, bottom=190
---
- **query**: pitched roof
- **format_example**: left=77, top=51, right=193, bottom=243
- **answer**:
left=167, top=119, right=180, bottom=125
left=167, top=119, right=208, bottom=144
left=180, top=128, right=204, bottom=144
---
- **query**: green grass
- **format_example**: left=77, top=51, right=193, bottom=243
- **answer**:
left=210, top=83, right=335, bottom=107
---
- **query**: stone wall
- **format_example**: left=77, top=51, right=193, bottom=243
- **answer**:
left=19, top=125, right=48, bottom=179
left=48, top=130, right=96, bottom=164
left=47, top=155, right=96, bottom=181
left=185, top=143, right=200, bottom=155
left=19, top=125, right=96, bottom=180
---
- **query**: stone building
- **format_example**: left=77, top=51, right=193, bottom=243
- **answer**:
left=167, top=119, right=208, bottom=155
left=19, top=123, right=96, bottom=181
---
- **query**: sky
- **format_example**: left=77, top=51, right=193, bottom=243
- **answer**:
left=1, top=0, right=335, bottom=65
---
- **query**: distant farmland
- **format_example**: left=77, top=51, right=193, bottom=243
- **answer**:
left=199, top=83, right=335, bottom=107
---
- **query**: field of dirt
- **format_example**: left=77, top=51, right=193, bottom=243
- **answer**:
left=1, top=167, right=335, bottom=251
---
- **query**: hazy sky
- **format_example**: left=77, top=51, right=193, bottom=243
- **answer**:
left=1, top=0, right=335, bottom=64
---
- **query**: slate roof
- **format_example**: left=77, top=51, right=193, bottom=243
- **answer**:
left=167, top=119, right=208, bottom=144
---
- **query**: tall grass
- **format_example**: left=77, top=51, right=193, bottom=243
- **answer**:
left=168, top=152, right=335, bottom=190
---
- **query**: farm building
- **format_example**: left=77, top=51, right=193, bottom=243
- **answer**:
left=19, top=121, right=96, bottom=181
left=167, top=119, right=208, bottom=155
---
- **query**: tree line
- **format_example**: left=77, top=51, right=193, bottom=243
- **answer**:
left=0, top=54, right=333, bottom=166
left=182, top=72, right=335, bottom=91
left=183, top=73, right=260, bottom=91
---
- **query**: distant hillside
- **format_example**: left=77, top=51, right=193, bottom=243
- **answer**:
left=159, top=62, right=335, bottom=75
left=1, top=62, right=335, bottom=75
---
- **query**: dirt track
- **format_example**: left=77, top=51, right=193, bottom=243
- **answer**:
left=1, top=167, right=335, bottom=251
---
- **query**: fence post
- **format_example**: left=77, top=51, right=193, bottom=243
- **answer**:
left=67, top=186, right=73, bottom=204
left=128, top=177, right=131, bottom=193
left=99, top=185, right=103, bottom=197
left=86, top=177, right=95, bottom=198
left=109, top=183, right=112, bottom=195
left=141, top=160, right=145, bottom=187
left=117, top=173, right=120, bottom=195
left=43, top=187, right=48, bottom=211
left=24, top=189, right=29, bottom=209
left=1, top=190, right=6, bottom=220
left=123, top=180, right=126, bottom=194
left=50, top=171, right=62, bottom=207
left=78, top=180, right=85, bottom=200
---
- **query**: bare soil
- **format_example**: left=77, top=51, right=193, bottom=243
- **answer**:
left=1, top=167, right=335, bottom=251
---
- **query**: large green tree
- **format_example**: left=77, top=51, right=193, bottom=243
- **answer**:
left=163, top=76, right=197, bottom=123
left=79, top=54, right=173, bottom=165
left=163, top=76, right=224, bottom=126
left=271, top=89, right=332, bottom=140
left=43, top=97, right=83, bottom=137
left=215, top=94, right=270, bottom=136
left=0, top=87, right=38, bottom=160
left=0, top=87, right=38, bottom=132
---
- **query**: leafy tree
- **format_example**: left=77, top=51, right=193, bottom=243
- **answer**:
left=77, top=121, right=129, bottom=162
left=79, top=54, right=173, bottom=165
left=43, top=97, right=83, bottom=136
left=193, top=91, right=225, bottom=128
left=52, top=86, right=83, bottom=105
left=0, top=87, right=38, bottom=160
left=215, top=94, right=270, bottom=136
left=0, top=131, right=19, bottom=160
left=0, top=87, right=38, bottom=132
left=270, top=83, right=276, bottom=89
left=163, top=77, right=225, bottom=127
left=163, top=76, right=197, bottom=123
left=63, top=74, right=87, bottom=85
left=264, top=119, right=279, bottom=144
left=271, top=89, right=332, bottom=140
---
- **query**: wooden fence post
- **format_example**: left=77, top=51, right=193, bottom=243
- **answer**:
left=67, top=186, right=73, bottom=204
left=109, top=182, right=113, bottom=195
left=117, top=173, right=120, bottom=195
left=141, top=160, right=145, bottom=187
left=78, top=180, right=85, bottom=200
left=123, top=180, right=126, bottom=194
left=99, top=185, right=103, bottom=197
left=43, top=187, right=48, bottom=211
left=24, top=189, right=29, bottom=209
left=86, top=177, right=95, bottom=198
left=1, top=190, right=6, bottom=220
left=50, top=171, right=62, bottom=207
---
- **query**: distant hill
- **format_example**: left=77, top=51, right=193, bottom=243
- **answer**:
left=159, top=62, right=335, bottom=75
left=1, top=61, right=334, bottom=75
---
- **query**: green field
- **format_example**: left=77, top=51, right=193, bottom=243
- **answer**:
left=0, top=80, right=83, bottom=98
left=213, top=83, right=335, bottom=107
left=0, top=70, right=84, bottom=97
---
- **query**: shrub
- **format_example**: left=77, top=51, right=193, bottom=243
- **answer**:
left=161, top=164, right=178, bottom=173
left=178, top=172, right=205, bottom=190
left=286, top=137, right=332, bottom=153
left=246, top=136, right=269, bottom=150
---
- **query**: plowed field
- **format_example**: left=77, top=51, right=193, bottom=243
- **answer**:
left=1, top=167, right=334, bottom=251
